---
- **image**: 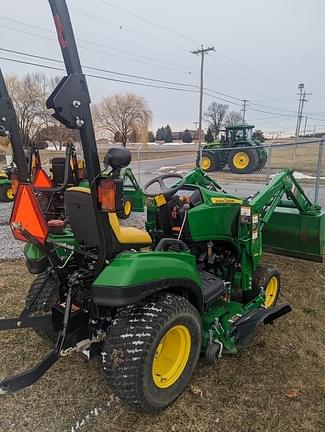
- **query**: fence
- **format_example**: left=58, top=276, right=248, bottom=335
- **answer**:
left=133, top=138, right=325, bottom=207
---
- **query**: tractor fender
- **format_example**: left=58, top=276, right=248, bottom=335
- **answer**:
left=91, top=251, right=203, bottom=310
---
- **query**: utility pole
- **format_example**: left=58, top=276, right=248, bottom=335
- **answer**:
left=295, top=83, right=304, bottom=137
left=191, top=45, right=215, bottom=146
left=295, top=84, right=312, bottom=137
left=241, top=99, right=249, bottom=123
left=193, top=121, right=198, bottom=142
left=303, top=115, right=308, bottom=137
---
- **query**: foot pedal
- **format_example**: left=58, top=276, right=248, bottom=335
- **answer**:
left=199, top=271, right=225, bottom=308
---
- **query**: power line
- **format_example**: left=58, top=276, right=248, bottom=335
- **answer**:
left=0, top=18, right=196, bottom=75
left=98, top=0, right=198, bottom=45
left=0, top=47, right=198, bottom=88
left=0, top=55, right=199, bottom=93
left=72, top=8, right=189, bottom=51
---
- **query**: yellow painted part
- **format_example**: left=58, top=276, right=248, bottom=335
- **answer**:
left=124, top=200, right=132, bottom=216
left=67, top=187, right=151, bottom=244
left=0, top=172, right=8, bottom=179
left=211, top=197, right=242, bottom=205
left=233, top=152, right=249, bottom=169
left=67, top=186, right=90, bottom=193
left=6, top=188, right=14, bottom=200
left=108, top=213, right=152, bottom=244
left=155, top=194, right=167, bottom=207
left=152, top=325, right=191, bottom=389
left=200, top=156, right=211, bottom=170
left=264, top=276, right=278, bottom=308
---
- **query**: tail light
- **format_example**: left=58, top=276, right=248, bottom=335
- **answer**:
left=98, top=178, right=116, bottom=211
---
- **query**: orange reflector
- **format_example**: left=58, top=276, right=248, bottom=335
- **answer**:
left=10, top=184, right=48, bottom=244
left=98, top=178, right=116, bottom=211
left=32, top=168, right=53, bottom=189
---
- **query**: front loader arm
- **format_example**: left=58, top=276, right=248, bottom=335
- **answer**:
left=249, top=169, right=319, bottom=229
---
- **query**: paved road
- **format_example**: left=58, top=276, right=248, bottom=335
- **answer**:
left=130, top=154, right=324, bottom=206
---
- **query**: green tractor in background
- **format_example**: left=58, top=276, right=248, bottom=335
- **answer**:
left=0, top=165, right=14, bottom=202
left=197, top=124, right=268, bottom=174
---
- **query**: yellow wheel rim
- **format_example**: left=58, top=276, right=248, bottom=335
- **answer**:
left=6, top=188, right=14, bottom=200
left=152, top=325, right=191, bottom=389
left=124, top=200, right=132, bottom=216
left=264, top=276, right=278, bottom=308
left=233, top=152, right=249, bottom=169
left=200, top=156, right=211, bottom=171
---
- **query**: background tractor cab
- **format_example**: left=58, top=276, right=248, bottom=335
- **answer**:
left=197, top=123, right=267, bottom=174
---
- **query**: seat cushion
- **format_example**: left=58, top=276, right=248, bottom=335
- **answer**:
left=108, top=213, right=152, bottom=245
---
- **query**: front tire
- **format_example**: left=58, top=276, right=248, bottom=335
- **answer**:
left=243, top=264, right=281, bottom=308
left=117, top=198, right=132, bottom=219
left=102, top=293, right=202, bottom=412
left=0, top=183, right=14, bottom=202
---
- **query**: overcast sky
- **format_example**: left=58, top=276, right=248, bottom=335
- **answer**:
left=1, top=0, right=325, bottom=136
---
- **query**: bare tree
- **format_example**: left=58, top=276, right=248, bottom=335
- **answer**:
left=204, top=102, right=228, bottom=136
left=6, top=73, right=55, bottom=147
left=94, top=93, right=152, bottom=147
left=224, top=111, right=242, bottom=126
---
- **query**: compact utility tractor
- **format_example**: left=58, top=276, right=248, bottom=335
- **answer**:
left=0, top=165, right=14, bottom=202
left=0, top=0, right=325, bottom=413
left=197, top=124, right=268, bottom=174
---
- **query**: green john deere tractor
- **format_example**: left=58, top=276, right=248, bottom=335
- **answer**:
left=1, top=0, right=325, bottom=413
left=197, top=124, right=268, bottom=174
left=0, top=166, right=14, bottom=202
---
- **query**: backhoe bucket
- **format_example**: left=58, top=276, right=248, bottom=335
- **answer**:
left=263, top=206, right=325, bottom=262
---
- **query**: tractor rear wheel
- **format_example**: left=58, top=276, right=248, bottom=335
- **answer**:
left=25, top=271, right=60, bottom=342
left=0, top=183, right=14, bottom=202
left=228, top=147, right=258, bottom=174
left=117, top=198, right=132, bottom=219
left=243, top=264, right=281, bottom=308
left=102, top=293, right=202, bottom=412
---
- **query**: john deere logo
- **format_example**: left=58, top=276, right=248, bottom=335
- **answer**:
left=211, top=197, right=242, bottom=205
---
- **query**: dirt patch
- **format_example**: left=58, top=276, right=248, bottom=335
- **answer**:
left=0, top=256, right=324, bottom=432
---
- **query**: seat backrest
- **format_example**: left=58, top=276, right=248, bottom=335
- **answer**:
left=65, top=187, right=100, bottom=247
left=52, top=157, right=74, bottom=186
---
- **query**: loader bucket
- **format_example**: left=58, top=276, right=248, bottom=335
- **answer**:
left=263, top=206, right=325, bottom=262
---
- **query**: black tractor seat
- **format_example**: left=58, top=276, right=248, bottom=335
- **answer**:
left=64, top=187, right=152, bottom=252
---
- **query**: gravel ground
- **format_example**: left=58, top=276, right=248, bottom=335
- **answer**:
left=0, top=202, right=24, bottom=260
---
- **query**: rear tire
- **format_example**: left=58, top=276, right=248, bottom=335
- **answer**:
left=25, top=271, right=60, bottom=342
left=0, top=183, right=14, bottom=202
left=102, top=293, right=202, bottom=412
left=243, top=264, right=281, bottom=308
left=228, top=146, right=258, bottom=174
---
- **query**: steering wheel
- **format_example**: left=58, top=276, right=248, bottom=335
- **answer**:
left=144, top=173, right=186, bottom=198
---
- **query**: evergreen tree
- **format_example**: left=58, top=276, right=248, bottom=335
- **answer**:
left=148, top=131, right=155, bottom=142
left=182, top=129, right=192, bottom=143
left=165, top=124, right=173, bottom=142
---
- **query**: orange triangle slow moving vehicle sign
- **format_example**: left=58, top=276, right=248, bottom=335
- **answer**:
left=32, top=168, right=53, bottom=189
left=10, top=184, right=48, bottom=244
